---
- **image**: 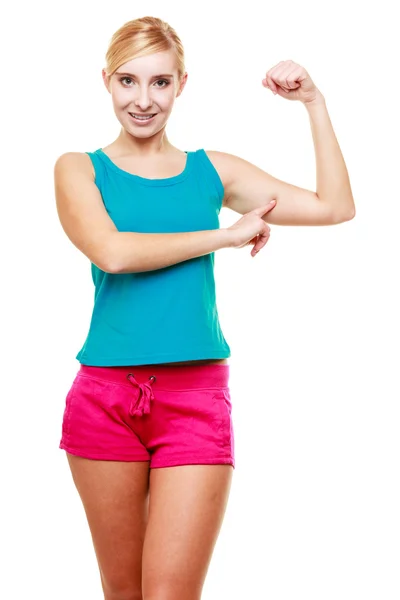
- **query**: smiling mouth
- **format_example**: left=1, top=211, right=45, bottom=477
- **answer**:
left=129, top=113, right=157, bottom=119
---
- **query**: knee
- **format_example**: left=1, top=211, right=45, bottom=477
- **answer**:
left=103, top=589, right=142, bottom=600
left=142, top=592, right=200, bottom=600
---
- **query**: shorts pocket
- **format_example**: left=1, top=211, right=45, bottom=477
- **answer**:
left=61, top=381, right=78, bottom=438
left=212, top=388, right=233, bottom=449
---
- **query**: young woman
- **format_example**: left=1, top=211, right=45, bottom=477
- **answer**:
left=54, top=15, right=355, bottom=600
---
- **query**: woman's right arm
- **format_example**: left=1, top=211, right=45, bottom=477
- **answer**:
left=54, top=152, right=232, bottom=274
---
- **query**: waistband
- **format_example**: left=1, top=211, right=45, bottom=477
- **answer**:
left=78, top=363, right=230, bottom=391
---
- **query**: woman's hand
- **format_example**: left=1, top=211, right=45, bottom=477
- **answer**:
left=262, top=60, right=323, bottom=105
left=226, top=201, right=275, bottom=257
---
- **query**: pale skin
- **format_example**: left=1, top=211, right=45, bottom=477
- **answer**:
left=60, top=49, right=355, bottom=600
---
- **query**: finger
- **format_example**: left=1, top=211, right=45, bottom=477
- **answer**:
left=265, top=74, right=278, bottom=94
left=251, top=237, right=269, bottom=256
left=263, top=77, right=277, bottom=95
left=278, top=65, right=301, bottom=92
left=253, top=200, right=276, bottom=215
left=266, top=61, right=298, bottom=93
left=251, top=229, right=271, bottom=256
left=265, top=61, right=284, bottom=93
left=273, top=62, right=296, bottom=90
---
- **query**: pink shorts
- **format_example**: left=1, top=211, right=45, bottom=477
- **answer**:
left=59, top=363, right=235, bottom=468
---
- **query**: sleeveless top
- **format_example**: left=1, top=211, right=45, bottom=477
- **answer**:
left=75, top=147, right=231, bottom=366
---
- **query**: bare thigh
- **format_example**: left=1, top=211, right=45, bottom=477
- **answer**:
left=66, top=452, right=150, bottom=600
left=142, top=464, right=233, bottom=600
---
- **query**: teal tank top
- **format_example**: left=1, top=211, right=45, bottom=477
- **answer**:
left=75, top=148, right=231, bottom=366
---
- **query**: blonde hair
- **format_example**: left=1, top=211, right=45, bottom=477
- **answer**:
left=104, top=16, right=186, bottom=82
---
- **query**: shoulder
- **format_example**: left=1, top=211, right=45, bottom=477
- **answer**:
left=54, top=151, right=95, bottom=181
left=204, top=150, right=247, bottom=185
left=201, top=150, right=240, bottom=207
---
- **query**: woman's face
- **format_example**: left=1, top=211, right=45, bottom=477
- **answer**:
left=103, top=50, right=187, bottom=138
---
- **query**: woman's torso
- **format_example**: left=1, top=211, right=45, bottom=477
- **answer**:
left=77, top=144, right=231, bottom=368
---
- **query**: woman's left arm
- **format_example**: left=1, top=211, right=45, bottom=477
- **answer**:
left=208, top=60, right=356, bottom=226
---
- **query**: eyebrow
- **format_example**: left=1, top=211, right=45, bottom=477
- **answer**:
left=115, top=72, right=174, bottom=78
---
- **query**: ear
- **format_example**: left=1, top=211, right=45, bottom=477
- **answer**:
left=102, top=69, right=111, bottom=93
left=176, top=72, right=188, bottom=98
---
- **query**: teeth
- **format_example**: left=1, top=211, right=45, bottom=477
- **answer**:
left=131, top=113, right=154, bottom=119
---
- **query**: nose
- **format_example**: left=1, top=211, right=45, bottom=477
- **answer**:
left=134, top=87, right=154, bottom=111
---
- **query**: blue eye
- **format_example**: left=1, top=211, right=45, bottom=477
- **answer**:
left=119, top=77, right=169, bottom=88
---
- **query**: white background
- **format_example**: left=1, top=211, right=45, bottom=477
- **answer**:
left=2, top=0, right=399, bottom=598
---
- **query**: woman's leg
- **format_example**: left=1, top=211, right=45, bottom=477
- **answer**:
left=142, top=464, right=233, bottom=600
left=66, top=452, right=150, bottom=600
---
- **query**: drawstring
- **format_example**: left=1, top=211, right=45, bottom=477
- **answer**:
left=126, top=373, right=156, bottom=417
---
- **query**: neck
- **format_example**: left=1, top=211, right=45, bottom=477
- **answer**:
left=115, top=128, right=173, bottom=157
